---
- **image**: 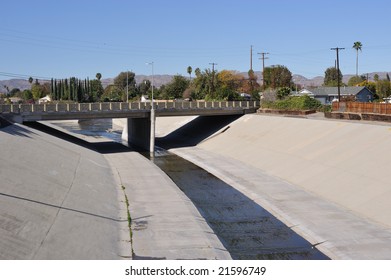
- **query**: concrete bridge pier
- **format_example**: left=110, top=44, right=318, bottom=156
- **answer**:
left=122, top=113, right=155, bottom=153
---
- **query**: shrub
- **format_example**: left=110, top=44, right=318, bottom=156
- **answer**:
left=261, top=95, right=322, bottom=110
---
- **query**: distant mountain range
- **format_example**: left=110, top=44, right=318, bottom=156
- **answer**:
left=1, top=72, right=391, bottom=93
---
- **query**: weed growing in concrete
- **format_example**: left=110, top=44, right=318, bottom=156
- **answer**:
left=121, top=185, right=133, bottom=255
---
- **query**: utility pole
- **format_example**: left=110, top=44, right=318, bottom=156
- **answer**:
left=250, top=45, right=253, bottom=71
left=209, top=62, right=218, bottom=96
left=331, top=47, right=345, bottom=102
left=126, top=70, right=129, bottom=102
left=258, top=52, right=269, bottom=90
left=146, top=62, right=155, bottom=156
left=209, top=62, right=217, bottom=72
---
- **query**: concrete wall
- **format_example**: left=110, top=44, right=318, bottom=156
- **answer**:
left=196, top=114, right=391, bottom=227
left=121, top=116, right=151, bottom=150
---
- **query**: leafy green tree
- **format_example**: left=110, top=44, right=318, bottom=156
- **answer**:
left=352, top=41, right=362, bottom=76
left=324, top=67, right=343, bottom=87
left=113, top=71, right=137, bottom=101
left=9, top=88, right=21, bottom=97
left=138, top=79, right=151, bottom=96
left=215, top=87, right=239, bottom=101
left=89, top=79, right=104, bottom=102
left=374, top=74, right=379, bottom=81
left=161, top=75, right=189, bottom=100
left=31, top=83, right=43, bottom=100
left=263, top=65, right=292, bottom=89
left=22, top=89, right=33, bottom=100
left=376, top=79, right=391, bottom=100
left=348, top=75, right=366, bottom=86
left=192, top=69, right=214, bottom=99
left=101, top=84, right=122, bottom=102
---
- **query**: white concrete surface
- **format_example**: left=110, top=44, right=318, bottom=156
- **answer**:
left=157, top=113, right=391, bottom=259
left=0, top=121, right=230, bottom=260
left=105, top=151, right=231, bottom=260
left=194, top=114, right=391, bottom=228
left=171, top=147, right=391, bottom=259
left=0, top=124, right=130, bottom=259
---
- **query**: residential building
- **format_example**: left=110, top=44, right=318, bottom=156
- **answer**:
left=295, top=86, right=373, bottom=104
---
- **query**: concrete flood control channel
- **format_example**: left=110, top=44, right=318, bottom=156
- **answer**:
left=25, top=120, right=329, bottom=260
left=147, top=148, right=329, bottom=260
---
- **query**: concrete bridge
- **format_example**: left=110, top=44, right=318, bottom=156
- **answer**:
left=1, top=100, right=259, bottom=151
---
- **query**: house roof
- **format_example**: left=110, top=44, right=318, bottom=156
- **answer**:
left=309, top=86, right=370, bottom=96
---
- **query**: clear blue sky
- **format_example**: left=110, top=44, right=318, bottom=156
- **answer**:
left=1, top=0, right=391, bottom=80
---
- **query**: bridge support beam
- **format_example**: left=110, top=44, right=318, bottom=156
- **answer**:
left=121, top=113, right=155, bottom=154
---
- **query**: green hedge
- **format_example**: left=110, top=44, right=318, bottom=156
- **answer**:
left=261, top=95, right=322, bottom=110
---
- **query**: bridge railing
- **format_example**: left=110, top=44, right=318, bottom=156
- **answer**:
left=0, top=101, right=260, bottom=115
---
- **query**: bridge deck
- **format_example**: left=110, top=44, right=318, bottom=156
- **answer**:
left=0, top=101, right=259, bottom=122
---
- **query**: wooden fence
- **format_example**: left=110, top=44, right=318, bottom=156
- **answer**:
left=332, top=102, right=391, bottom=115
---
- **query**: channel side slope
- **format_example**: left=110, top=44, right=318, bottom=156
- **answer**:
left=158, top=114, right=391, bottom=259
left=0, top=124, right=130, bottom=259
left=195, top=114, right=391, bottom=228
left=105, top=150, right=232, bottom=260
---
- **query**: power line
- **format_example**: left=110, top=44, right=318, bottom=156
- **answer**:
left=0, top=71, right=52, bottom=80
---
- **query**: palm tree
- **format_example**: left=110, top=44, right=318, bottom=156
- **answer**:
left=194, top=67, right=201, bottom=77
left=353, top=41, right=363, bottom=76
left=187, top=66, right=192, bottom=82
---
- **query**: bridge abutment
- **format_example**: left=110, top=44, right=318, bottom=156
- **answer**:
left=121, top=114, right=155, bottom=152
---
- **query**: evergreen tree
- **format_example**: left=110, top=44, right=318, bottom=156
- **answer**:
left=324, top=67, right=343, bottom=87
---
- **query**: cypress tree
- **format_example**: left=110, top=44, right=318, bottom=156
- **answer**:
left=51, top=78, right=54, bottom=97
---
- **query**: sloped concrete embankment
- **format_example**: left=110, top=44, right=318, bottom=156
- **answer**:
left=156, top=114, right=391, bottom=259
left=0, top=124, right=130, bottom=259
left=0, top=121, right=230, bottom=260
left=195, top=114, right=391, bottom=228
